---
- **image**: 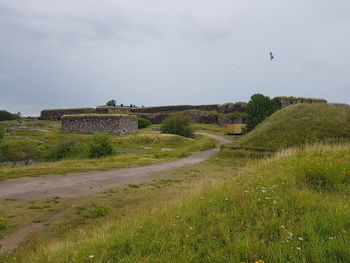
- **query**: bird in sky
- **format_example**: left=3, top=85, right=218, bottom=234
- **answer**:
left=270, top=51, right=275, bottom=61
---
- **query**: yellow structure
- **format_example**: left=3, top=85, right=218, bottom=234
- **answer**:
left=227, top=124, right=245, bottom=135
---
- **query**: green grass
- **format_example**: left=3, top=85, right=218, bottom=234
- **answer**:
left=235, top=104, right=350, bottom=149
left=0, top=120, right=217, bottom=180
left=2, top=144, right=348, bottom=263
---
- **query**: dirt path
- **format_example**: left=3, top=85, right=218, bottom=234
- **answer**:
left=0, top=133, right=230, bottom=253
left=0, top=133, right=230, bottom=202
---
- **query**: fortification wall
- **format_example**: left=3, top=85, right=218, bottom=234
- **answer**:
left=95, top=107, right=132, bottom=114
left=130, top=104, right=220, bottom=113
left=62, top=114, right=138, bottom=135
left=274, top=97, right=327, bottom=109
left=40, top=108, right=96, bottom=120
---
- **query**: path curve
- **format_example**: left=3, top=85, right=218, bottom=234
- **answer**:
left=0, top=133, right=230, bottom=201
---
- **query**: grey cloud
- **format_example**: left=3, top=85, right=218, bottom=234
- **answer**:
left=0, top=0, right=349, bottom=116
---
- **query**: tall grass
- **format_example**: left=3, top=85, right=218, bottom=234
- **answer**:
left=3, top=144, right=349, bottom=263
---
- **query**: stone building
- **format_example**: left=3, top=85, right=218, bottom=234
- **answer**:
left=62, top=114, right=138, bottom=135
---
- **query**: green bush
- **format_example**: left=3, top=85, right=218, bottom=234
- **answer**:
left=160, top=114, right=194, bottom=138
left=50, top=138, right=88, bottom=160
left=245, top=94, right=278, bottom=132
left=87, top=206, right=109, bottom=218
left=138, top=118, right=152, bottom=129
left=89, top=133, right=114, bottom=158
left=0, top=110, right=20, bottom=121
left=0, top=141, right=48, bottom=164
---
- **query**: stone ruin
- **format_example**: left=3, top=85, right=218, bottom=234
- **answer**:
left=274, top=97, right=327, bottom=109
left=62, top=114, right=138, bottom=135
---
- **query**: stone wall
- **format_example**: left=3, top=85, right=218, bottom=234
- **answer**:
left=62, top=114, right=138, bottom=135
left=274, top=97, right=327, bottom=109
left=218, top=114, right=247, bottom=126
left=186, top=111, right=218, bottom=124
left=131, top=104, right=220, bottom=113
left=136, top=113, right=170, bottom=124
left=96, top=107, right=132, bottom=114
left=40, top=108, right=96, bottom=120
left=217, top=103, right=247, bottom=114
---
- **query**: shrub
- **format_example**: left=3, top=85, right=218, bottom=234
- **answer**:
left=160, top=114, right=194, bottom=138
left=0, top=141, right=47, bottom=164
left=86, top=206, right=108, bottom=218
left=138, top=118, right=152, bottom=129
left=89, top=133, right=114, bottom=158
left=296, top=155, right=350, bottom=192
left=245, top=93, right=278, bottom=132
left=0, top=110, right=20, bottom=121
left=50, top=138, right=88, bottom=160
left=106, top=99, right=117, bottom=107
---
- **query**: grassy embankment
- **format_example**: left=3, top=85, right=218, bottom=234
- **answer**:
left=1, top=144, right=348, bottom=263
left=234, top=104, right=350, bottom=149
left=0, top=120, right=217, bottom=180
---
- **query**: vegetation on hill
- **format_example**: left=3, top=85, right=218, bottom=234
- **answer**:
left=4, top=144, right=348, bottom=263
left=161, top=114, right=194, bottom=138
left=0, top=110, right=20, bottom=121
left=236, top=104, right=350, bottom=149
left=245, top=94, right=279, bottom=132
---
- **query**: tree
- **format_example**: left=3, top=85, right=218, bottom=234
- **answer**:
left=245, top=93, right=278, bottom=132
left=160, top=114, right=194, bottom=138
left=106, top=99, right=116, bottom=107
left=0, top=110, right=20, bottom=121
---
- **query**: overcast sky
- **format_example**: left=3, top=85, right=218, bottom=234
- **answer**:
left=1, top=0, right=349, bottom=116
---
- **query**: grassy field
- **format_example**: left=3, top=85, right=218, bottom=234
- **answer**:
left=0, top=120, right=217, bottom=180
left=1, top=112, right=349, bottom=263
left=235, top=104, right=350, bottom=149
left=1, top=143, right=349, bottom=263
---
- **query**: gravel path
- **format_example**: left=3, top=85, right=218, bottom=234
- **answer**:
left=0, top=133, right=230, bottom=202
